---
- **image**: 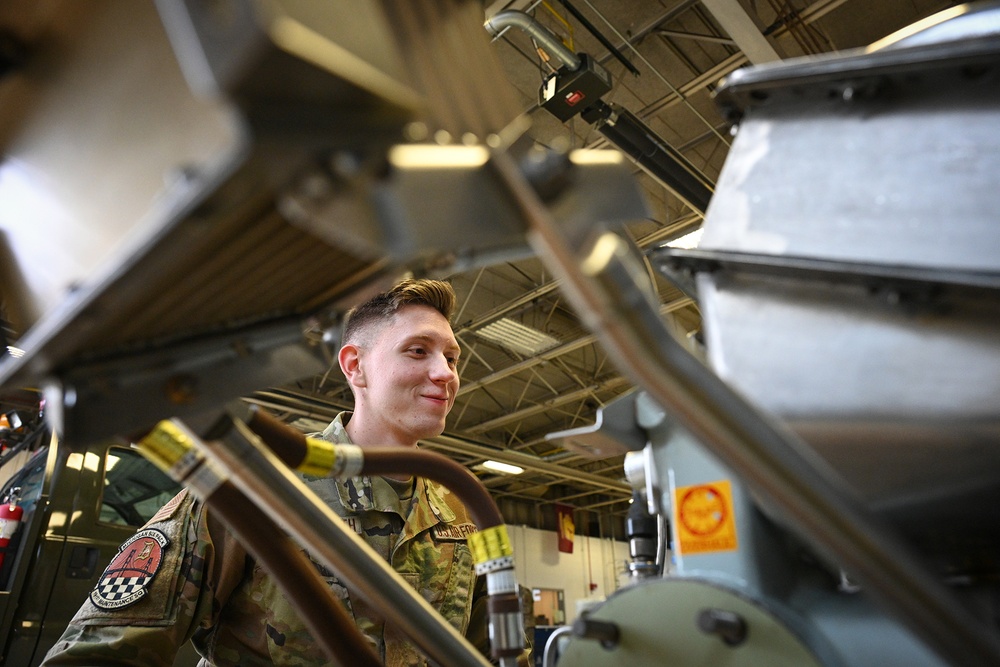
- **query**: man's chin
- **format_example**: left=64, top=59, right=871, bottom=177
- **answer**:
left=415, top=421, right=447, bottom=441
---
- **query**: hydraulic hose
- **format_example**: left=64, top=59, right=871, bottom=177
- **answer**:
left=243, top=405, right=503, bottom=528
left=238, top=404, right=525, bottom=663
left=135, top=420, right=380, bottom=667
left=365, top=448, right=504, bottom=526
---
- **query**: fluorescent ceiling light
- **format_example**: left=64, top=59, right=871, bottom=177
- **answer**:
left=476, top=318, right=559, bottom=357
left=480, top=460, right=524, bottom=475
left=664, top=228, right=702, bottom=249
left=389, top=144, right=489, bottom=169
left=570, top=149, right=623, bottom=165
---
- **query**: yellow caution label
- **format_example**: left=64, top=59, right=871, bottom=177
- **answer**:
left=673, top=479, right=738, bottom=555
left=137, top=420, right=194, bottom=471
left=300, top=437, right=337, bottom=476
left=468, top=525, right=513, bottom=565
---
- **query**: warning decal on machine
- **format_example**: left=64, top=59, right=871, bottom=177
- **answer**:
left=673, top=480, right=738, bottom=554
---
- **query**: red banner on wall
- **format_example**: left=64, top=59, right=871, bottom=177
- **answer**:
left=556, top=503, right=575, bottom=553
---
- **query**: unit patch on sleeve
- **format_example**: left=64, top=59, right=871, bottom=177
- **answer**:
left=90, top=528, right=170, bottom=610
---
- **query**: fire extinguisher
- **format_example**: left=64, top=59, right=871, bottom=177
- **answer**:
left=0, top=488, right=23, bottom=571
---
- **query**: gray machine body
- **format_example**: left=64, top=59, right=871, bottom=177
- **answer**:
left=557, top=4, right=1000, bottom=666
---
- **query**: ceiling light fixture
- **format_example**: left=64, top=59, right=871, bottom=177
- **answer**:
left=475, top=318, right=560, bottom=357
left=480, top=459, right=524, bottom=475
left=388, top=144, right=489, bottom=169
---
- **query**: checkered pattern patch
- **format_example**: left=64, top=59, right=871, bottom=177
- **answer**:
left=90, top=528, right=170, bottom=610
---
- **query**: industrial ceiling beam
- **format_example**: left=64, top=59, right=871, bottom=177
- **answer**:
left=699, top=0, right=783, bottom=64
left=457, top=297, right=693, bottom=398
left=467, top=375, right=631, bottom=434
left=430, top=434, right=630, bottom=493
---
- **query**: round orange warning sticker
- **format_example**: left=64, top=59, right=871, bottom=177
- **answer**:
left=674, top=480, right=738, bottom=554
left=678, top=485, right=727, bottom=536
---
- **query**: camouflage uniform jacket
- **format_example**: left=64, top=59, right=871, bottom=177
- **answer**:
left=43, top=413, right=482, bottom=666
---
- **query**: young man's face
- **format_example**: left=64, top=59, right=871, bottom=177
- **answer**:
left=345, top=304, right=461, bottom=447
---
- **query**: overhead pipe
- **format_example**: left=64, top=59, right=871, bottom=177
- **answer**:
left=485, top=10, right=581, bottom=70
left=582, top=100, right=713, bottom=214
left=486, top=148, right=1000, bottom=667
left=553, top=0, right=641, bottom=75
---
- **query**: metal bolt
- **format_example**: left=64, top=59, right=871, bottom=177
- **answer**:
left=572, top=616, right=620, bottom=650
left=697, top=608, right=747, bottom=646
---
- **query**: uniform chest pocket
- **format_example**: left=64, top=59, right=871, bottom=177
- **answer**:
left=398, top=539, right=475, bottom=629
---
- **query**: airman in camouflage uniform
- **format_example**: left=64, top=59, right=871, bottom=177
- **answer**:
left=43, top=414, right=484, bottom=666
left=44, top=278, right=502, bottom=666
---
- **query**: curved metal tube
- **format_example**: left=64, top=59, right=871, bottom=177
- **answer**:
left=485, top=10, right=581, bottom=71
left=363, top=449, right=504, bottom=527
left=543, top=625, right=574, bottom=667
left=487, top=149, right=1000, bottom=666
left=202, top=420, right=493, bottom=667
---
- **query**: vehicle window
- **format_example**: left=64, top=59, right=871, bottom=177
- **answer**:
left=0, top=446, right=48, bottom=589
left=100, top=447, right=183, bottom=527
left=0, top=447, right=47, bottom=510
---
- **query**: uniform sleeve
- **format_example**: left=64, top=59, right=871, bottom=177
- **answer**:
left=42, top=490, right=249, bottom=666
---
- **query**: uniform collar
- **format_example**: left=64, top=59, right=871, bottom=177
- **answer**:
left=323, top=411, right=456, bottom=523
left=334, top=475, right=456, bottom=523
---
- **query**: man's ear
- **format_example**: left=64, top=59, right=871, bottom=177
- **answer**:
left=339, top=344, right=366, bottom=388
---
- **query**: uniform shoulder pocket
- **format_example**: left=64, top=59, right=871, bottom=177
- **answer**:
left=73, top=490, right=197, bottom=626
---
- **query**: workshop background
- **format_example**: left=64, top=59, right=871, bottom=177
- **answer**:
left=0, top=0, right=958, bottom=534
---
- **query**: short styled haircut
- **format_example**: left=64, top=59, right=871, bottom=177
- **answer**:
left=342, top=278, right=456, bottom=347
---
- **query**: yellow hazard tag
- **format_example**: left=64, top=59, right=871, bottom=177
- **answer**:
left=673, top=479, right=738, bottom=555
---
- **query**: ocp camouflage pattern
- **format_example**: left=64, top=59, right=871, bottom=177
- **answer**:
left=43, top=413, right=489, bottom=666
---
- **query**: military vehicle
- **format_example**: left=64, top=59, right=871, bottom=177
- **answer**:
left=0, top=390, right=198, bottom=665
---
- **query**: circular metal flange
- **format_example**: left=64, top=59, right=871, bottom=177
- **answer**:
left=558, top=578, right=825, bottom=667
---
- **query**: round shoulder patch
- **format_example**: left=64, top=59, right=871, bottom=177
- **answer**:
left=90, top=528, right=170, bottom=610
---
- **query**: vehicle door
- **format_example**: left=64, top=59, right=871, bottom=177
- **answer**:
left=0, top=435, right=192, bottom=666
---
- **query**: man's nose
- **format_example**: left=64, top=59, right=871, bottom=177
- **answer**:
left=430, top=355, right=458, bottom=383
